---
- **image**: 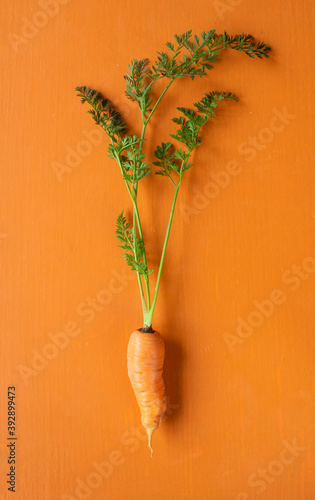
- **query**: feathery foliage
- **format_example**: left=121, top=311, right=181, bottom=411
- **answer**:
left=108, top=135, right=150, bottom=185
left=170, top=91, right=237, bottom=151
left=124, top=59, right=152, bottom=115
left=75, top=86, right=127, bottom=142
left=146, top=29, right=270, bottom=82
left=76, top=29, right=271, bottom=328
left=116, top=211, right=152, bottom=277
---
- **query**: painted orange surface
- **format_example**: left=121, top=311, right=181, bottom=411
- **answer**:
left=0, top=1, right=314, bottom=499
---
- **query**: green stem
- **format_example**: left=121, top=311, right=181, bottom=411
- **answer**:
left=119, top=77, right=183, bottom=327
left=131, top=150, right=148, bottom=312
left=145, top=79, right=175, bottom=131
left=113, top=148, right=148, bottom=316
left=132, top=189, right=147, bottom=314
left=132, top=192, right=151, bottom=309
left=143, top=177, right=182, bottom=328
left=144, top=154, right=189, bottom=328
left=131, top=77, right=176, bottom=319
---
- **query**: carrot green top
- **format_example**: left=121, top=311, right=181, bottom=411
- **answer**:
left=76, top=29, right=271, bottom=329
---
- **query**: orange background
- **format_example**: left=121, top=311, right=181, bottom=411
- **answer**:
left=1, top=1, right=314, bottom=499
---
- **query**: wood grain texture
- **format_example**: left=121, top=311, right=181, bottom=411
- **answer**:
left=0, top=0, right=314, bottom=499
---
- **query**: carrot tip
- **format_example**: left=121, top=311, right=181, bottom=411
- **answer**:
left=147, top=430, right=153, bottom=458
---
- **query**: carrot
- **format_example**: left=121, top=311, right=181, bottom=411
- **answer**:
left=127, top=329, right=166, bottom=456
left=76, top=30, right=271, bottom=456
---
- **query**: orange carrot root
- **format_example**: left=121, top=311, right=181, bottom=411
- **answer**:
left=127, top=330, right=166, bottom=456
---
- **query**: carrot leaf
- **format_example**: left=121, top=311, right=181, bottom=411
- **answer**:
left=116, top=211, right=153, bottom=278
